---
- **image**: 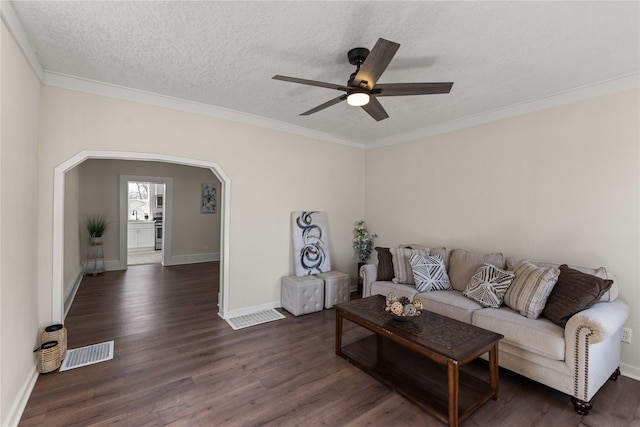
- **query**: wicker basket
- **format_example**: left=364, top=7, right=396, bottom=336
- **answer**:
left=35, top=341, right=62, bottom=373
left=41, top=324, right=67, bottom=359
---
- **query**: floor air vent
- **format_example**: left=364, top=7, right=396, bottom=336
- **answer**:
left=59, top=341, right=114, bottom=371
left=225, top=309, right=286, bottom=330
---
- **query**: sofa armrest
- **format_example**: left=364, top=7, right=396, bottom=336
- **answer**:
left=565, top=299, right=630, bottom=344
left=564, top=298, right=629, bottom=402
left=360, top=264, right=377, bottom=298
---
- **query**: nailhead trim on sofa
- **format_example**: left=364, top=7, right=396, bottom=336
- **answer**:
left=574, top=325, right=594, bottom=401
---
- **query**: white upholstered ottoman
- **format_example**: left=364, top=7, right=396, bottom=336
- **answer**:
left=281, top=275, right=324, bottom=316
left=316, top=271, right=350, bottom=309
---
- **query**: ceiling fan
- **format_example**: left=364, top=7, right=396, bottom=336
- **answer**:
left=273, top=38, right=453, bottom=121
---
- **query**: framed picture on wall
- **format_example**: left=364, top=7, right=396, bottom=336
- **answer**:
left=201, top=183, right=217, bottom=214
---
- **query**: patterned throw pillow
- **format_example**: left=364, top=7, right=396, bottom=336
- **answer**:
left=463, top=264, right=515, bottom=308
left=390, top=248, right=430, bottom=285
left=504, top=260, right=560, bottom=319
left=408, top=253, right=452, bottom=292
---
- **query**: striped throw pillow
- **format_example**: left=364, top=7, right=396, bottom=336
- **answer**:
left=504, top=260, right=560, bottom=319
left=463, top=264, right=515, bottom=308
left=408, top=253, right=452, bottom=292
left=390, top=248, right=429, bottom=285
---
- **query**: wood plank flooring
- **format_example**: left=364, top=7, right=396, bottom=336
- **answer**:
left=20, top=262, right=640, bottom=426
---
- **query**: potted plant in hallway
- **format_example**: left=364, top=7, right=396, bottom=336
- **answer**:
left=86, top=215, right=108, bottom=244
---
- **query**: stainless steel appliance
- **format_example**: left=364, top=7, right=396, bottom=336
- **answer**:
left=154, top=217, right=163, bottom=250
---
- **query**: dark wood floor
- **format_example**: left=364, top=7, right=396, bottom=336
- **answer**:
left=21, top=262, right=639, bottom=426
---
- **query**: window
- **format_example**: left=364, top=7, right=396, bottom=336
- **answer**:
left=128, top=182, right=150, bottom=219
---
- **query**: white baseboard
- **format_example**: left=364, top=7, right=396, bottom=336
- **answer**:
left=105, top=259, right=125, bottom=271
left=63, top=269, right=84, bottom=318
left=620, top=362, right=640, bottom=381
left=82, top=254, right=219, bottom=271
left=223, top=300, right=282, bottom=319
left=2, top=366, right=38, bottom=427
left=163, top=252, right=219, bottom=266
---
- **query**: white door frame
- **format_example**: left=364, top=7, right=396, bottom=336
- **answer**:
left=120, top=175, right=173, bottom=268
left=52, top=150, right=231, bottom=322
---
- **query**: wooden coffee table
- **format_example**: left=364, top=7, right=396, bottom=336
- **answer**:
left=335, top=295, right=503, bottom=427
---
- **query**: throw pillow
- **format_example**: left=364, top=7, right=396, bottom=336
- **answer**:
left=390, top=247, right=429, bottom=285
left=542, top=264, right=613, bottom=327
left=408, top=253, right=452, bottom=292
left=448, top=249, right=506, bottom=292
left=375, top=247, right=394, bottom=281
left=463, top=264, right=515, bottom=308
left=504, top=260, right=560, bottom=319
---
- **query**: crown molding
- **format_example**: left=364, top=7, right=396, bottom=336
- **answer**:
left=44, top=71, right=639, bottom=152
left=4, top=0, right=636, bottom=151
left=366, top=73, right=640, bottom=150
left=43, top=71, right=364, bottom=149
left=1, top=0, right=44, bottom=80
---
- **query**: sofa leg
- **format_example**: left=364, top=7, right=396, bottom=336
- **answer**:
left=571, top=397, right=592, bottom=415
left=609, top=367, right=621, bottom=381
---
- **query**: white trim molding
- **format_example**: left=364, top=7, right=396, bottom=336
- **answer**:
left=620, top=362, right=640, bottom=382
left=3, top=365, right=38, bottom=427
left=43, top=71, right=362, bottom=149
left=0, top=0, right=44, bottom=80
left=2, top=0, right=637, bottom=151
left=366, top=73, right=640, bottom=149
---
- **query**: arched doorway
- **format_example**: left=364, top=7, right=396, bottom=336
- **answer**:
left=52, top=150, right=231, bottom=321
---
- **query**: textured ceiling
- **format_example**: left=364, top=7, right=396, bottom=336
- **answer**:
left=8, top=1, right=640, bottom=146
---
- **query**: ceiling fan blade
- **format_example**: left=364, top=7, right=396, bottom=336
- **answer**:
left=300, top=94, right=348, bottom=116
left=361, top=98, right=389, bottom=121
left=374, top=82, right=453, bottom=96
left=352, top=38, right=400, bottom=90
left=273, top=75, right=350, bottom=92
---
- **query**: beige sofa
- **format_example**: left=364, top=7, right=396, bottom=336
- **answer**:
left=360, top=246, right=630, bottom=415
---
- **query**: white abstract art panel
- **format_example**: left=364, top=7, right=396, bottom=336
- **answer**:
left=291, top=211, right=331, bottom=276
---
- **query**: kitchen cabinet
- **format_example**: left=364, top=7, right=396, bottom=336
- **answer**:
left=128, top=221, right=155, bottom=251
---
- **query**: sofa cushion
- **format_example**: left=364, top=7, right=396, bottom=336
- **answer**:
left=390, top=248, right=429, bottom=285
left=504, top=260, right=560, bottom=319
left=448, top=249, right=506, bottom=291
left=371, top=281, right=417, bottom=300
left=417, top=289, right=483, bottom=324
left=506, top=257, right=618, bottom=302
left=463, top=264, right=515, bottom=308
left=542, top=264, right=614, bottom=327
left=374, top=247, right=394, bottom=281
left=409, top=253, right=452, bottom=292
left=473, top=306, right=565, bottom=361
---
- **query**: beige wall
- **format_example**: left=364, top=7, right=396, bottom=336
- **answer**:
left=364, top=89, right=640, bottom=376
left=1, top=22, right=41, bottom=426
left=37, top=86, right=363, bottom=318
left=76, top=159, right=221, bottom=262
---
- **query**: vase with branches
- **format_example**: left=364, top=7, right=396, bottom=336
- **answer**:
left=352, top=220, right=377, bottom=263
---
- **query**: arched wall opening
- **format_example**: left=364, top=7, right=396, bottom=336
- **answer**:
left=52, top=150, right=231, bottom=322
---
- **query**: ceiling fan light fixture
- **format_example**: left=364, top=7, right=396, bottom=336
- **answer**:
left=347, top=92, right=370, bottom=107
